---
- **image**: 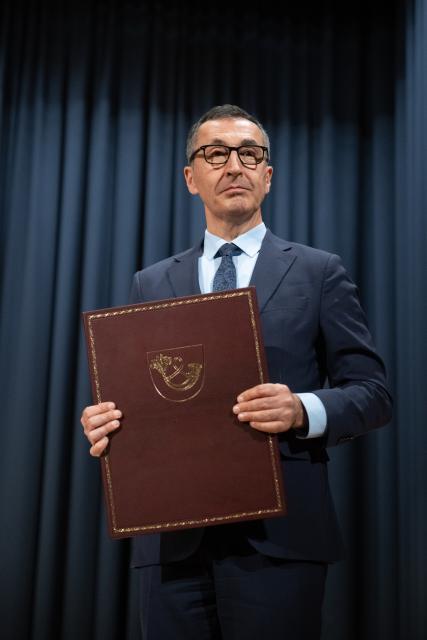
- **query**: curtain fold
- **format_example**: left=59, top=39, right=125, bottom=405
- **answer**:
left=0, top=2, right=425, bottom=639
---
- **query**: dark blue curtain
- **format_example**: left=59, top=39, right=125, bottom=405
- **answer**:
left=0, top=2, right=425, bottom=639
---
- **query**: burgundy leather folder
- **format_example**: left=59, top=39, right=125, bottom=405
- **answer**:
left=82, top=287, right=286, bottom=539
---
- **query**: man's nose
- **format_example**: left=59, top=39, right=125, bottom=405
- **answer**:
left=225, top=149, right=242, bottom=172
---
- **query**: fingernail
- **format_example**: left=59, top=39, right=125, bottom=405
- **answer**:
left=114, top=410, right=122, bottom=418
left=107, top=402, right=115, bottom=409
left=237, top=395, right=244, bottom=402
left=233, top=405, right=239, bottom=414
left=112, top=420, right=120, bottom=428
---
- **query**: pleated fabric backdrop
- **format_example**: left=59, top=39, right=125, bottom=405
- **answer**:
left=0, top=1, right=425, bottom=639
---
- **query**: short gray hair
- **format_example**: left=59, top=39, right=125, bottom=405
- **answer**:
left=186, top=104, right=270, bottom=163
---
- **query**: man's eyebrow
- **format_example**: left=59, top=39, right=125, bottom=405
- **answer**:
left=240, top=138, right=262, bottom=146
left=206, top=137, right=262, bottom=146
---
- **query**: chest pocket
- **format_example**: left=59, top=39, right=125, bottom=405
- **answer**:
left=261, top=295, right=309, bottom=315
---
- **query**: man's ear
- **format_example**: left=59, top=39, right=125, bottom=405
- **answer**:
left=184, top=166, right=199, bottom=195
left=264, top=165, right=273, bottom=194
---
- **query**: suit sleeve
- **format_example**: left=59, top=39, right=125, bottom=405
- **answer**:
left=129, top=273, right=143, bottom=304
left=313, top=254, right=392, bottom=447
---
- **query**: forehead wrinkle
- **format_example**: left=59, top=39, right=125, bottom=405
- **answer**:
left=205, top=137, right=261, bottom=146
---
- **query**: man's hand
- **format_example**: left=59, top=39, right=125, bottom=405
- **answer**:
left=80, top=402, right=122, bottom=457
left=232, top=383, right=306, bottom=433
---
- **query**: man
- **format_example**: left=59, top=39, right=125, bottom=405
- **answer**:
left=81, top=105, right=392, bottom=639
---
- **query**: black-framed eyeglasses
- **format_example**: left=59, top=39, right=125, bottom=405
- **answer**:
left=189, top=144, right=269, bottom=167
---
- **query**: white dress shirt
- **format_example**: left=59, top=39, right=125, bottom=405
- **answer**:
left=198, top=222, right=327, bottom=439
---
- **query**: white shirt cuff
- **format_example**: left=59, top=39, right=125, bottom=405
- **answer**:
left=295, top=393, right=327, bottom=439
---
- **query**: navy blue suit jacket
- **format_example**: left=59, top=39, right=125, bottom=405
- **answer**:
left=129, top=230, right=392, bottom=567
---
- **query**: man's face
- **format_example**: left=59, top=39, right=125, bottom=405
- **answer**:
left=184, top=118, right=273, bottom=229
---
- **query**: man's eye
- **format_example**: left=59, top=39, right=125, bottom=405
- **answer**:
left=240, top=147, right=257, bottom=158
left=209, top=148, right=227, bottom=157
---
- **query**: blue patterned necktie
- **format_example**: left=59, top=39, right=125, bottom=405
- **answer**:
left=212, top=243, right=242, bottom=291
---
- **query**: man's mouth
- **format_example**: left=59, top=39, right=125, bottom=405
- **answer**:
left=222, top=185, right=248, bottom=192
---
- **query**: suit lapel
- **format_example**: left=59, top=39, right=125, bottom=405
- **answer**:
left=164, top=230, right=296, bottom=307
left=166, top=241, right=203, bottom=297
left=250, top=230, right=296, bottom=312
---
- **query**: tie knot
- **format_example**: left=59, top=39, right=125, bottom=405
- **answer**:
left=214, top=243, right=242, bottom=259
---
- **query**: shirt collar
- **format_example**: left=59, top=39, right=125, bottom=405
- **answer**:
left=203, top=222, right=266, bottom=260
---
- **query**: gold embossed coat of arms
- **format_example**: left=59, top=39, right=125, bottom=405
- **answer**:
left=147, top=345, right=204, bottom=402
